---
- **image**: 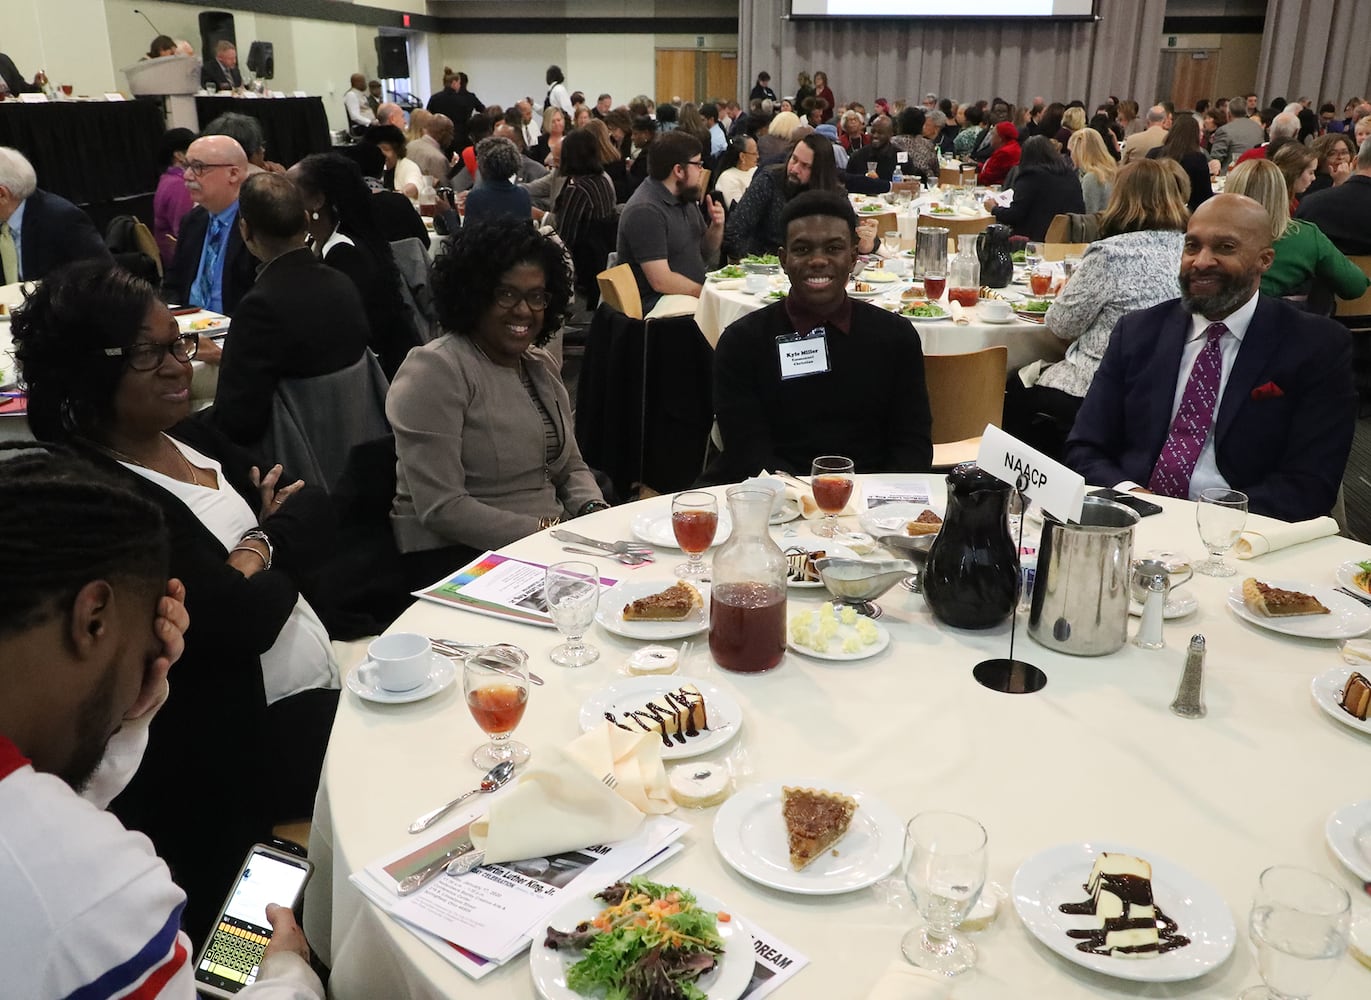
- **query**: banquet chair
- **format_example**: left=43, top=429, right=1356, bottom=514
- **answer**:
left=390, top=237, right=440, bottom=343
left=1040, top=242, right=1089, bottom=261
left=1333, top=256, right=1371, bottom=333
left=918, top=214, right=991, bottom=246
left=596, top=264, right=643, bottom=320
left=923, top=347, right=1007, bottom=467
left=1044, top=212, right=1100, bottom=244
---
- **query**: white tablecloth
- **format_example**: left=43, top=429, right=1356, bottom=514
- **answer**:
left=694, top=281, right=1065, bottom=371
left=310, top=482, right=1371, bottom=999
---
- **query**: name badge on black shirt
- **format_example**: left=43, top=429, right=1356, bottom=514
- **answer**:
left=776, top=326, right=831, bottom=380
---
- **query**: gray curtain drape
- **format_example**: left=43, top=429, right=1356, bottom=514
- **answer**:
left=739, top=0, right=1166, bottom=111
left=1256, top=0, right=1371, bottom=106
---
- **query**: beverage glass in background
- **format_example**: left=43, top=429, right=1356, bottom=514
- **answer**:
left=464, top=646, right=531, bottom=768
left=901, top=811, right=988, bottom=975
left=1023, top=241, right=1042, bottom=271
left=671, top=491, right=719, bottom=579
left=810, top=455, right=855, bottom=538
left=1029, top=265, right=1054, bottom=297
left=924, top=272, right=947, bottom=300
left=881, top=230, right=901, bottom=257
left=1195, top=488, right=1248, bottom=576
left=1238, top=865, right=1350, bottom=1000
left=60, top=84, right=73, bottom=97
left=744, top=270, right=768, bottom=294
left=1063, top=254, right=1083, bottom=281
left=544, top=560, right=600, bottom=666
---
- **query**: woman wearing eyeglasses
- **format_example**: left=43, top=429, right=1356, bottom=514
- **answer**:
left=712, top=135, right=759, bottom=208
left=9, top=260, right=340, bottom=945
left=387, top=221, right=607, bottom=589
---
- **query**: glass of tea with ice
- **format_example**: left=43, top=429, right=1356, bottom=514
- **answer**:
left=810, top=455, right=855, bottom=538
left=671, top=490, right=719, bottom=579
left=464, top=645, right=531, bottom=768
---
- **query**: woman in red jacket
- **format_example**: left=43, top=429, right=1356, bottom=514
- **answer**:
left=978, top=121, right=1022, bottom=186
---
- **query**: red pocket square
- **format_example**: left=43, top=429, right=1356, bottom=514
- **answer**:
left=1251, top=381, right=1285, bottom=401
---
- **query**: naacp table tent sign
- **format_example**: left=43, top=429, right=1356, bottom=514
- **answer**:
left=976, top=424, right=1085, bottom=523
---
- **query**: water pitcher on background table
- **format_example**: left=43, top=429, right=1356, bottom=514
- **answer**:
left=709, top=487, right=787, bottom=673
left=913, top=225, right=948, bottom=279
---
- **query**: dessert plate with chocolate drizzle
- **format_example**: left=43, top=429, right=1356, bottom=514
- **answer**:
left=1310, top=666, right=1371, bottom=737
left=578, top=674, right=742, bottom=760
left=1011, top=841, right=1236, bottom=982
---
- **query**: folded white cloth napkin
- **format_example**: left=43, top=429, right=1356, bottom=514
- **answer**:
left=469, top=724, right=671, bottom=864
left=867, top=961, right=958, bottom=1000
left=1234, top=515, right=1339, bottom=559
left=948, top=300, right=969, bottom=325
left=646, top=293, right=702, bottom=319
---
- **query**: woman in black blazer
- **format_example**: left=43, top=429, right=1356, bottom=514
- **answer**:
left=1147, top=114, right=1213, bottom=214
left=989, top=135, right=1087, bottom=242
left=11, top=260, right=339, bottom=947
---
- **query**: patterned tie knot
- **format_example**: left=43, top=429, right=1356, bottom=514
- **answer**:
left=1204, top=322, right=1228, bottom=344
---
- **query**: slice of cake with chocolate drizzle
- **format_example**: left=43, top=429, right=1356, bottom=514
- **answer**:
left=603, top=683, right=709, bottom=748
left=1059, top=853, right=1189, bottom=958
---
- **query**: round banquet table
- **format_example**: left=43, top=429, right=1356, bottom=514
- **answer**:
left=310, top=481, right=1371, bottom=999
left=694, top=280, right=1065, bottom=372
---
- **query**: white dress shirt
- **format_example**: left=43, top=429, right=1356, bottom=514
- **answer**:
left=343, top=88, right=375, bottom=128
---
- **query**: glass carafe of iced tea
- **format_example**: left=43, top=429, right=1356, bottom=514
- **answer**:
left=948, top=234, right=981, bottom=307
left=709, top=487, right=787, bottom=673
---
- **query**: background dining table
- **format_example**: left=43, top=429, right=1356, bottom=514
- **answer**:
left=306, top=478, right=1371, bottom=1000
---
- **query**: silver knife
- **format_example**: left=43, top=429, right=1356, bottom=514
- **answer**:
left=396, top=841, right=474, bottom=896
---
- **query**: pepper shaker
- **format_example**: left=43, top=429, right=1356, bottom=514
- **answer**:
left=1169, top=634, right=1207, bottom=719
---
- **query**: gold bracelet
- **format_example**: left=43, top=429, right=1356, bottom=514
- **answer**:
left=537, top=515, right=562, bottom=531
left=230, top=544, right=269, bottom=570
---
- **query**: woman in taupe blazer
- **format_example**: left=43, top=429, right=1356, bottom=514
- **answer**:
left=386, top=221, right=607, bottom=588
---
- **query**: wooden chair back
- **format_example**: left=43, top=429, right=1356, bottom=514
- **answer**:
left=923, top=347, right=1008, bottom=444
left=1040, top=242, right=1089, bottom=262
left=596, top=264, right=643, bottom=321
left=132, top=220, right=163, bottom=278
left=919, top=214, right=992, bottom=246
left=1333, top=255, right=1371, bottom=326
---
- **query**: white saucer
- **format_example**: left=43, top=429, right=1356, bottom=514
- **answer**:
left=979, top=314, right=1014, bottom=324
left=346, top=653, right=455, bottom=704
left=1324, top=799, right=1371, bottom=882
left=1128, top=593, right=1199, bottom=619
left=770, top=500, right=802, bottom=524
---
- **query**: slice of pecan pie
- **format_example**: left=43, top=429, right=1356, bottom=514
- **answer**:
left=781, top=786, right=857, bottom=871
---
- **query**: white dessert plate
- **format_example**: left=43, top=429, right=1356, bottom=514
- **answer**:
left=1226, top=580, right=1371, bottom=639
left=578, top=674, right=741, bottom=760
left=1012, top=840, right=1236, bottom=983
left=858, top=501, right=942, bottom=537
left=712, top=779, right=902, bottom=895
left=786, top=610, right=890, bottom=661
left=1310, top=666, right=1371, bottom=737
left=596, top=579, right=709, bottom=640
left=783, top=540, right=857, bottom=589
left=848, top=285, right=892, bottom=299
left=770, top=499, right=801, bottom=525
left=530, top=886, right=753, bottom=1000
left=631, top=510, right=733, bottom=550
left=1128, top=593, right=1199, bottom=619
left=1334, top=560, right=1371, bottom=597
left=899, top=307, right=952, bottom=323
left=1324, top=799, right=1371, bottom=882
left=345, top=654, right=455, bottom=705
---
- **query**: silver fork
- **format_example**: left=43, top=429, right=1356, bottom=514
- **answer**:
left=550, top=529, right=654, bottom=557
left=429, top=640, right=544, bottom=685
left=561, top=545, right=652, bottom=565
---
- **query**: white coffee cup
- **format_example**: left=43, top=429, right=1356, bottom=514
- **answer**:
left=366, top=632, right=433, bottom=692
left=744, top=271, right=768, bottom=294
left=741, top=475, right=787, bottom=515
left=980, top=299, right=1012, bottom=322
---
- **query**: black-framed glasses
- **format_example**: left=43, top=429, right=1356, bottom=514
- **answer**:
left=104, top=333, right=199, bottom=370
left=684, top=158, right=705, bottom=169
left=184, top=161, right=233, bottom=176
left=493, top=286, right=549, bottom=310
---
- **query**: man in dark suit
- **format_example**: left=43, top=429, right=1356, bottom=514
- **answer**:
left=201, top=40, right=242, bottom=91
left=426, top=71, right=484, bottom=155
left=162, top=135, right=255, bottom=315
left=0, top=146, right=111, bottom=283
left=1294, top=137, right=1371, bottom=255
left=1066, top=194, right=1355, bottom=522
left=0, top=54, right=43, bottom=96
left=210, top=173, right=370, bottom=445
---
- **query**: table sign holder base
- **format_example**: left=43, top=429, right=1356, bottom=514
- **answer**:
left=972, top=477, right=1047, bottom=695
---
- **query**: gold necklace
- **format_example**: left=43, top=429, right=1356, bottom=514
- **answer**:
left=100, top=434, right=203, bottom=486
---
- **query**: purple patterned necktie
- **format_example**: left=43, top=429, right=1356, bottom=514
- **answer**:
left=1147, top=322, right=1228, bottom=498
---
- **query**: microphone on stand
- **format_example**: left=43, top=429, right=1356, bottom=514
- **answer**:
left=133, top=8, right=164, bottom=37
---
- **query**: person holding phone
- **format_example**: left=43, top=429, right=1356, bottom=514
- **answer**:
left=0, top=444, right=323, bottom=999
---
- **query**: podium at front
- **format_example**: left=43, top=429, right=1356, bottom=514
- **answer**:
left=122, top=55, right=202, bottom=130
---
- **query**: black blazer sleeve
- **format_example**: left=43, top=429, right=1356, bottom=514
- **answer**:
left=162, top=208, right=206, bottom=306
left=210, top=289, right=281, bottom=444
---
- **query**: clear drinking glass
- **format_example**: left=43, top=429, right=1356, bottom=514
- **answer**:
left=463, top=646, right=531, bottom=768
left=671, top=491, right=718, bottom=579
left=544, top=560, right=600, bottom=666
left=1195, top=488, right=1248, bottom=577
left=810, top=455, right=855, bottom=538
left=901, top=811, right=988, bottom=975
left=1238, top=865, right=1350, bottom=1000
left=1024, top=241, right=1042, bottom=272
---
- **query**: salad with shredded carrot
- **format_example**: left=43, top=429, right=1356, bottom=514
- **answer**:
left=543, top=878, right=726, bottom=1000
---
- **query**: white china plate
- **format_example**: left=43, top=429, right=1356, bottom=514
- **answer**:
left=712, top=780, right=902, bottom=894
left=857, top=501, right=942, bottom=538
left=578, top=674, right=741, bottom=760
left=782, top=540, right=857, bottom=589
left=848, top=285, right=892, bottom=299
left=530, top=886, right=753, bottom=1000
left=1226, top=580, right=1371, bottom=639
left=1334, top=560, right=1371, bottom=597
left=1310, top=666, right=1371, bottom=737
left=1325, top=799, right=1371, bottom=882
left=979, top=313, right=1014, bottom=324
left=1128, top=593, right=1199, bottom=619
left=1012, top=841, right=1237, bottom=983
left=786, top=611, right=890, bottom=660
left=770, top=499, right=802, bottom=524
left=631, top=510, right=733, bottom=550
left=899, top=308, right=952, bottom=322
left=345, top=653, right=455, bottom=705
left=596, top=579, right=710, bottom=640
left=707, top=268, right=748, bottom=282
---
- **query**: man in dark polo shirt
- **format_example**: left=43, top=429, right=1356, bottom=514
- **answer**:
left=710, top=190, right=932, bottom=481
left=615, top=130, right=725, bottom=313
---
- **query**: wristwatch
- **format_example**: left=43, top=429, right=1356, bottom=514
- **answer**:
left=578, top=500, right=611, bottom=516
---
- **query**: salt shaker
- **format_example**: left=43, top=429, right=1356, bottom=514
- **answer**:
left=1169, top=634, right=1207, bottom=719
left=1131, top=559, right=1170, bottom=650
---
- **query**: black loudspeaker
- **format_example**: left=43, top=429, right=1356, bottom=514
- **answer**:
left=198, top=11, right=236, bottom=59
left=247, top=41, right=274, bottom=80
left=374, top=36, right=409, bottom=79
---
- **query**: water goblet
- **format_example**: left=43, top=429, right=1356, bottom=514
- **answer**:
left=900, top=811, right=988, bottom=975
left=810, top=455, right=855, bottom=538
left=672, top=491, right=718, bottom=579
left=544, top=560, right=600, bottom=666
left=1023, top=241, right=1042, bottom=271
left=1195, top=488, right=1248, bottom=577
left=1238, top=865, right=1350, bottom=1000
left=464, top=646, right=531, bottom=768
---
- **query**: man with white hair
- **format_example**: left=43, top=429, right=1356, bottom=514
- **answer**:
left=0, top=147, right=110, bottom=284
left=1209, top=94, right=1266, bottom=169
left=201, top=39, right=241, bottom=91
left=376, top=102, right=406, bottom=130
left=162, top=134, right=255, bottom=314
left=1231, top=111, right=1300, bottom=166
left=1122, top=104, right=1169, bottom=163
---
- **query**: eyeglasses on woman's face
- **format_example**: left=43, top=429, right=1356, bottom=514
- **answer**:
left=493, top=286, right=549, bottom=310
left=104, top=332, right=199, bottom=371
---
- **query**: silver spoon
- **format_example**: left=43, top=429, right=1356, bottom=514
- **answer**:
left=408, top=759, right=516, bottom=834
left=561, top=545, right=652, bottom=565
